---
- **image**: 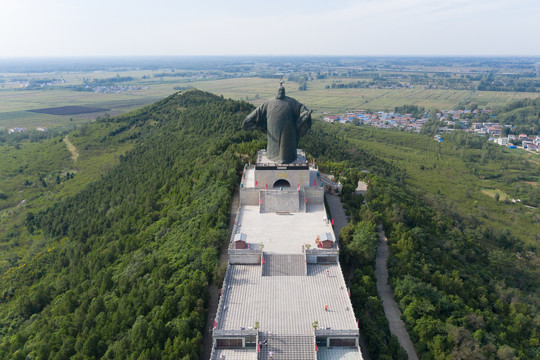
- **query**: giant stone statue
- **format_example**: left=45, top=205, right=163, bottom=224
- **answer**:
left=243, top=84, right=312, bottom=164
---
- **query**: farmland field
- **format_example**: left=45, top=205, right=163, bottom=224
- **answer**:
left=1, top=70, right=539, bottom=129
left=188, top=77, right=540, bottom=114
left=28, top=106, right=109, bottom=115
left=0, top=87, right=165, bottom=129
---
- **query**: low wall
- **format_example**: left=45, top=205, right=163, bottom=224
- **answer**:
left=306, top=248, right=339, bottom=264
left=228, top=249, right=262, bottom=264
left=239, top=188, right=259, bottom=205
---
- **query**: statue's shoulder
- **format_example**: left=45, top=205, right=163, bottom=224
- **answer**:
left=262, top=99, right=274, bottom=107
left=253, top=100, right=270, bottom=112
left=284, top=96, right=304, bottom=108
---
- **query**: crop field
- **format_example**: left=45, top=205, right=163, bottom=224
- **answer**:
left=28, top=105, right=109, bottom=115
left=469, top=90, right=539, bottom=107
left=187, top=77, right=540, bottom=115
left=0, top=87, right=163, bottom=129
left=1, top=71, right=539, bottom=130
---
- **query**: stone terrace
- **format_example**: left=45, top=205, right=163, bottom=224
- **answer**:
left=235, top=204, right=333, bottom=254
left=217, top=264, right=356, bottom=335
left=211, top=158, right=363, bottom=359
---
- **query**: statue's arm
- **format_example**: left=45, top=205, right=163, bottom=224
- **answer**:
left=242, top=109, right=258, bottom=130
left=296, top=104, right=312, bottom=138
left=242, top=105, right=267, bottom=132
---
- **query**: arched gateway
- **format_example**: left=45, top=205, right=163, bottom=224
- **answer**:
left=273, top=179, right=291, bottom=189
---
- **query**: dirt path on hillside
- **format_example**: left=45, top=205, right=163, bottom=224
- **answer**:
left=63, top=136, right=79, bottom=162
left=375, top=227, right=419, bottom=360
left=200, top=189, right=240, bottom=360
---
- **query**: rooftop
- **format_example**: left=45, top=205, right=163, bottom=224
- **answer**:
left=212, top=348, right=257, bottom=360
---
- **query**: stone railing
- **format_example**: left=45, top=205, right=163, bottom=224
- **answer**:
left=305, top=248, right=339, bottom=255
left=315, top=329, right=359, bottom=337
left=213, top=329, right=258, bottom=337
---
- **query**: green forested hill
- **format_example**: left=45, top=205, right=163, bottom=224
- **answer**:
left=0, top=90, right=259, bottom=359
left=301, top=123, right=540, bottom=359
left=1, top=89, right=538, bottom=359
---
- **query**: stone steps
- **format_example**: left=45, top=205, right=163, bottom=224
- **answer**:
left=263, top=254, right=306, bottom=276
left=258, top=334, right=316, bottom=360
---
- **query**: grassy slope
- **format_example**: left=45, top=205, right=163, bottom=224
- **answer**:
left=0, top=118, right=141, bottom=273
left=322, top=124, right=539, bottom=244
left=305, top=121, right=539, bottom=358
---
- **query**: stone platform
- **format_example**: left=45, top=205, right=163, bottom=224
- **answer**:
left=210, top=150, right=363, bottom=360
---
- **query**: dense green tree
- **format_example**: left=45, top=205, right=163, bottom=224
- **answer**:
left=0, top=90, right=258, bottom=359
left=301, top=118, right=539, bottom=359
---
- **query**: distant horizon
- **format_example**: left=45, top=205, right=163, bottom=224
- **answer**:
left=1, top=55, right=537, bottom=74
left=1, top=54, right=539, bottom=60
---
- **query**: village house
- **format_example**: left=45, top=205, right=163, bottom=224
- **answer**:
left=496, top=137, right=509, bottom=146
left=324, top=107, right=518, bottom=138
left=8, top=127, right=28, bottom=134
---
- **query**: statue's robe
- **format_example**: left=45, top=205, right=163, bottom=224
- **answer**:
left=243, top=96, right=311, bottom=163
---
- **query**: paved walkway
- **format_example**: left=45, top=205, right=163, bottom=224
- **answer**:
left=258, top=334, right=315, bottom=360
left=375, top=228, right=419, bottom=360
left=325, top=193, right=349, bottom=240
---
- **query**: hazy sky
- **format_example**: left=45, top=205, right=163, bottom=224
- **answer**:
left=2, top=0, right=539, bottom=57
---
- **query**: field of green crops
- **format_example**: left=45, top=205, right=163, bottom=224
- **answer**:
left=1, top=71, right=538, bottom=130
left=189, top=77, right=540, bottom=114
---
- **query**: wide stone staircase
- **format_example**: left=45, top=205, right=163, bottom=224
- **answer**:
left=258, top=334, right=316, bottom=360
left=263, top=254, right=306, bottom=276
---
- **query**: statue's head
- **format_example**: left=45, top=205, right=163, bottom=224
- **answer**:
left=276, top=85, right=285, bottom=99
